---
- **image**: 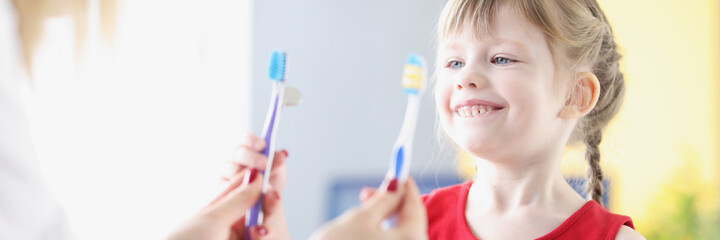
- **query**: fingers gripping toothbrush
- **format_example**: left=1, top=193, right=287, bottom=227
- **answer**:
left=245, top=50, right=302, bottom=239
left=384, top=54, right=426, bottom=227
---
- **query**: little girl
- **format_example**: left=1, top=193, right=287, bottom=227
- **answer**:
left=422, top=0, right=645, bottom=239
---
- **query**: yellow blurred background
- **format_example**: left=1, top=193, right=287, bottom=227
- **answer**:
left=457, top=0, right=720, bottom=238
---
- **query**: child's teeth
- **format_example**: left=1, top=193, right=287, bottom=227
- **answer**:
left=457, top=105, right=498, bottom=118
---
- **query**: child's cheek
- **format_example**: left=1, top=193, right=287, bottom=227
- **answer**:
left=433, top=81, right=446, bottom=107
left=436, top=84, right=453, bottom=112
left=434, top=82, right=453, bottom=125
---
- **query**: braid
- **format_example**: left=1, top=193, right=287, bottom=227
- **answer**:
left=584, top=130, right=604, bottom=206
left=575, top=1, right=624, bottom=208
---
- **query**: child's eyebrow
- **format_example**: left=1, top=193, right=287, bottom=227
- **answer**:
left=440, top=42, right=464, bottom=51
left=441, top=38, right=530, bottom=53
left=491, top=38, right=530, bottom=54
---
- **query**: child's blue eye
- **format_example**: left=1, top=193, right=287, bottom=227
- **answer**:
left=447, top=60, right=465, bottom=69
left=492, top=56, right=513, bottom=65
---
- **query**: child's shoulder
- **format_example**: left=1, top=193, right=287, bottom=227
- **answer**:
left=615, top=225, right=646, bottom=240
left=540, top=200, right=637, bottom=240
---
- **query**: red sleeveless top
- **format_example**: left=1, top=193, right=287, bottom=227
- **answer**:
left=421, top=181, right=634, bottom=240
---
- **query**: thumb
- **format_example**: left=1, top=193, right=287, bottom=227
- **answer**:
left=361, top=178, right=404, bottom=223
left=204, top=169, right=263, bottom=224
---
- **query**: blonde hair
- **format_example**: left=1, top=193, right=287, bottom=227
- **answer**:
left=438, top=0, right=625, bottom=206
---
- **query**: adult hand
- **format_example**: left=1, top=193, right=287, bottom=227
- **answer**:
left=224, top=132, right=288, bottom=192
left=167, top=169, right=289, bottom=240
left=310, top=178, right=428, bottom=240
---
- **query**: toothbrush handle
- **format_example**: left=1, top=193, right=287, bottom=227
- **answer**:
left=244, top=184, right=264, bottom=239
left=382, top=146, right=405, bottom=229
left=261, top=94, right=280, bottom=158
left=245, top=92, right=281, bottom=239
left=390, top=96, right=420, bottom=182
left=385, top=96, right=421, bottom=229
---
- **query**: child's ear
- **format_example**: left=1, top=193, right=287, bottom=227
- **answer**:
left=559, top=72, right=600, bottom=119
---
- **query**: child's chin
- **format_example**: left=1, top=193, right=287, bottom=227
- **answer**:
left=457, top=140, right=498, bottom=159
left=454, top=132, right=494, bottom=148
left=462, top=149, right=495, bottom=160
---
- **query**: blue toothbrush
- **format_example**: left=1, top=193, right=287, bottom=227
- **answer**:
left=245, top=50, right=301, bottom=239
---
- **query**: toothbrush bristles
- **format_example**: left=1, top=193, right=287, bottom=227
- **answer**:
left=268, top=50, right=287, bottom=82
left=401, top=54, right=425, bottom=95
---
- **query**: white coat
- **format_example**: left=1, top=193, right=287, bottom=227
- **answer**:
left=0, top=0, right=74, bottom=239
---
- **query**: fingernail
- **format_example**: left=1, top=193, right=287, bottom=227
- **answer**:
left=249, top=169, right=258, bottom=183
left=254, top=226, right=268, bottom=236
left=281, top=149, right=288, bottom=157
left=386, top=178, right=398, bottom=192
left=244, top=168, right=258, bottom=185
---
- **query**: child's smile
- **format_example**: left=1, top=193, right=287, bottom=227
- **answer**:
left=452, top=99, right=505, bottom=119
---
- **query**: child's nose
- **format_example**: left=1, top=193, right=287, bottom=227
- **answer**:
left=455, top=74, right=485, bottom=90
left=456, top=82, right=477, bottom=90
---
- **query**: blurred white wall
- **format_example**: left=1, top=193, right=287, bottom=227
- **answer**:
left=30, top=0, right=252, bottom=239
left=250, top=0, right=455, bottom=238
